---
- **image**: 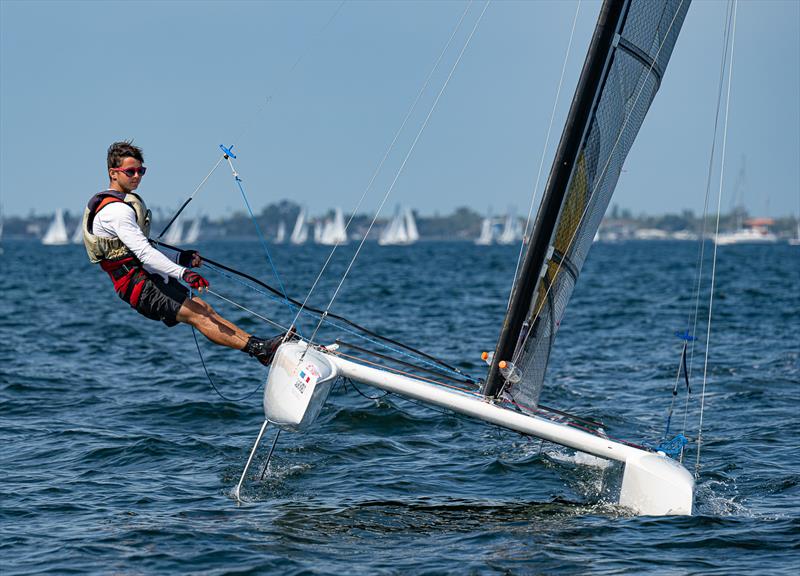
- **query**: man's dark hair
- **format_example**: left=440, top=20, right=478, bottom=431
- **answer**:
left=107, top=141, right=144, bottom=169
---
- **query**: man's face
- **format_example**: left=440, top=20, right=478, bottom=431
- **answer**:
left=109, top=156, right=145, bottom=193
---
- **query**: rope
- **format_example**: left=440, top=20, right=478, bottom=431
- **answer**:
left=511, top=0, right=582, bottom=302
left=285, top=0, right=473, bottom=338
left=305, top=0, right=492, bottom=348
left=185, top=286, right=265, bottom=403
left=697, top=0, right=739, bottom=479
left=191, top=325, right=264, bottom=402
left=199, top=259, right=476, bottom=382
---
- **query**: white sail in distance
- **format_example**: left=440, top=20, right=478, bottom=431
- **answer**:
left=163, top=217, right=183, bottom=245
left=184, top=216, right=201, bottom=244
left=404, top=208, right=419, bottom=243
left=475, top=216, right=494, bottom=245
left=290, top=209, right=308, bottom=244
left=71, top=218, right=83, bottom=244
left=318, top=208, right=348, bottom=245
left=42, top=209, right=69, bottom=245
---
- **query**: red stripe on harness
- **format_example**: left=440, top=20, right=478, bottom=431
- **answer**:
left=100, top=257, right=147, bottom=307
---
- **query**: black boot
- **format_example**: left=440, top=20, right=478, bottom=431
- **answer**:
left=243, top=334, right=284, bottom=366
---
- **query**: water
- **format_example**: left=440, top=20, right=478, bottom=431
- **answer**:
left=1, top=239, right=798, bottom=574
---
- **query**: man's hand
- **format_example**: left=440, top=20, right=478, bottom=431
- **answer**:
left=182, top=270, right=209, bottom=291
left=178, top=249, right=202, bottom=268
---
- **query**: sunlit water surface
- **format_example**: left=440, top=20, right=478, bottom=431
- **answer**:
left=1, top=240, right=798, bottom=574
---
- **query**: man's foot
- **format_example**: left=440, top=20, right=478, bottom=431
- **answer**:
left=242, top=328, right=296, bottom=366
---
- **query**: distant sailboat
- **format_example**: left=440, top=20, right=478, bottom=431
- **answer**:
left=290, top=209, right=308, bottom=245
left=42, top=209, right=69, bottom=245
left=71, top=218, right=84, bottom=244
left=475, top=215, right=494, bottom=245
left=404, top=208, right=419, bottom=243
left=184, top=216, right=201, bottom=244
left=789, top=222, right=800, bottom=246
left=318, top=208, right=348, bottom=246
left=378, top=207, right=415, bottom=246
left=163, top=217, right=184, bottom=245
left=495, top=212, right=521, bottom=245
left=275, top=221, right=286, bottom=244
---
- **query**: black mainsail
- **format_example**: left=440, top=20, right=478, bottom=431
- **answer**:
left=484, top=0, right=691, bottom=408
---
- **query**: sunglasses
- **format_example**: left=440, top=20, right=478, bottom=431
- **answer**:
left=111, top=166, right=147, bottom=177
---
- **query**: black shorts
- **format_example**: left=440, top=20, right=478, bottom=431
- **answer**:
left=135, top=275, right=189, bottom=327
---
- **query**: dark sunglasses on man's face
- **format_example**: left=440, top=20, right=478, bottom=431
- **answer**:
left=111, top=166, right=147, bottom=177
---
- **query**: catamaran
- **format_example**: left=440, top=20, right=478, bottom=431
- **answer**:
left=232, top=0, right=698, bottom=516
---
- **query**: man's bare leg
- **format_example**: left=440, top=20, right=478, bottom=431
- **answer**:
left=176, top=296, right=288, bottom=365
left=176, top=296, right=250, bottom=350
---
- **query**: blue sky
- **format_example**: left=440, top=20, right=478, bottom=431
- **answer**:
left=1, top=0, right=798, bottom=220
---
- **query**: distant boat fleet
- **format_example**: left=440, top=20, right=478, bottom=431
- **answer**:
left=22, top=208, right=800, bottom=247
left=38, top=210, right=205, bottom=246
left=475, top=212, right=524, bottom=245
left=281, top=206, right=420, bottom=246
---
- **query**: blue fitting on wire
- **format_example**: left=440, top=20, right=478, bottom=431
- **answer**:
left=655, top=434, right=689, bottom=457
left=220, top=144, right=237, bottom=159
left=674, top=330, right=696, bottom=342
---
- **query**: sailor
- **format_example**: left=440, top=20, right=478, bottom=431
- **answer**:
left=83, top=141, right=286, bottom=365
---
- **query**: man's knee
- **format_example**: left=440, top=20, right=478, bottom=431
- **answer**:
left=191, top=296, right=215, bottom=314
left=177, top=297, right=211, bottom=325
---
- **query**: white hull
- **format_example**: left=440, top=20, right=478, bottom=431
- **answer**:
left=263, top=342, right=694, bottom=516
left=714, top=227, right=777, bottom=245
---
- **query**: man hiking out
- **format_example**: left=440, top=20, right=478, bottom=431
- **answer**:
left=83, top=140, right=286, bottom=365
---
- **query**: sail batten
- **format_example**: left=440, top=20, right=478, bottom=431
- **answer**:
left=484, top=0, right=690, bottom=409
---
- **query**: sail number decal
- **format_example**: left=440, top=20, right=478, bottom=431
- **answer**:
left=294, top=363, right=320, bottom=397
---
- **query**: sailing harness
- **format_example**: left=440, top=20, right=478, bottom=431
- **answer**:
left=83, top=190, right=152, bottom=307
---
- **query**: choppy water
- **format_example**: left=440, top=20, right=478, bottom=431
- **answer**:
left=1, top=239, right=798, bottom=574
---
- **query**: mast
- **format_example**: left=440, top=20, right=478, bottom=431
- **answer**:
left=483, top=0, right=628, bottom=398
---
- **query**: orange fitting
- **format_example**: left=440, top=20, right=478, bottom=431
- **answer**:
left=499, top=360, right=507, bottom=369
left=481, top=351, right=488, bottom=361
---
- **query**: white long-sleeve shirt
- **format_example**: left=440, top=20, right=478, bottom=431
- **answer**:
left=92, top=200, right=185, bottom=281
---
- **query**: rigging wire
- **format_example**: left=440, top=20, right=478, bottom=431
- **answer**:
left=304, top=0, right=492, bottom=349
left=196, top=258, right=476, bottom=381
left=157, top=156, right=225, bottom=240
left=233, top=0, right=347, bottom=146
left=285, top=1, right=474, bottom=340
left=147, top=238, right=477, bottom=381
left=696, top=0, right=739, bottom=479
left=511, top=0, right=582, bottom=302
left=677, top=0, right=735, bottom=446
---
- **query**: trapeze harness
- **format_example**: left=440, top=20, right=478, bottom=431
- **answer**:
left=82, top=191, right=152, bottom=307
